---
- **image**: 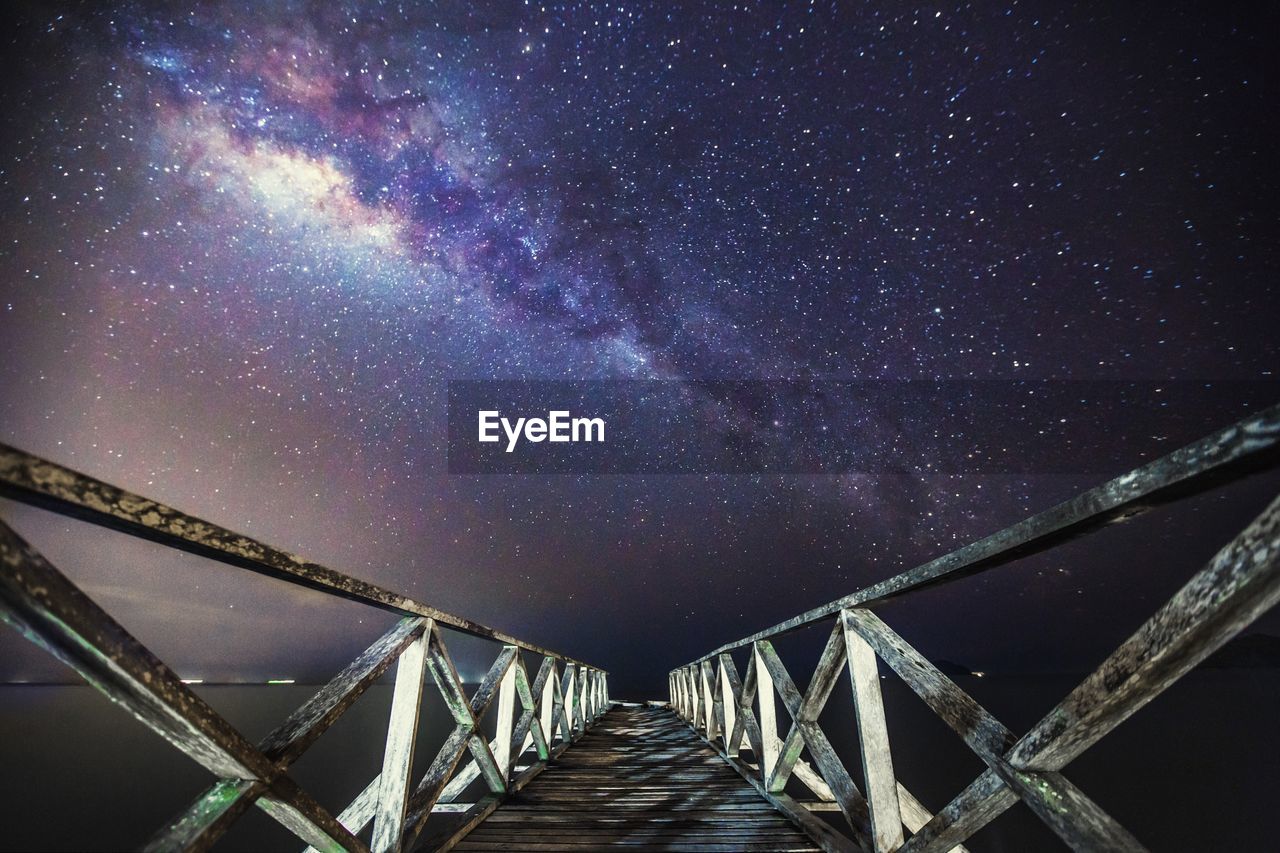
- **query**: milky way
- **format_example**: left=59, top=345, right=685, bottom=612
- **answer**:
left=0, top=1, right=1277, bottom=694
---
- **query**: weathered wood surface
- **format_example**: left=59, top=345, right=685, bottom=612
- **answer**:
left=843, top=607, right=1145, bottom=852
left=0, top=443, right=611, bottom=852
left=669, top=406, right=1280, bottom=852
left=902, top=491, right=1280, bottom=851
left=371, top=629, right=429, bottom=853
left=152, top=617, right=426, bottom=851
left=841, top=612, right=904, bottom=853
left=453, top=706, right=821, bottom=852
left=0, top=441, right=598, bottom=667
left=0, top=519, right=368, bottom=853
left=685, top=402, right=1280, bottom=662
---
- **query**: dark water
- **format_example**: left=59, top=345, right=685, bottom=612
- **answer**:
left=819, top=670, right=1280, bottom=852
left=1, top=672, right=1276, bottom=851
left=0, top=683, right=479, bottom=852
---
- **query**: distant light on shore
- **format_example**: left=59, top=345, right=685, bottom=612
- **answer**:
left=267, top=679, right=296, bottom=685
left=180, top=679, right=204, bottom=685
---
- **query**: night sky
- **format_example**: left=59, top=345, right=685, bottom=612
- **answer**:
left=1, top=1, right=1277, bottom=696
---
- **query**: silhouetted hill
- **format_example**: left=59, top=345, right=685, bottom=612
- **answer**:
left=934, top=659, right=973, bottom=677
left=1201, top=634, right=1280, bottom=669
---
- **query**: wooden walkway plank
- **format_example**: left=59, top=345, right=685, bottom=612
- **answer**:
left=452, top=706, right=822, bottom=851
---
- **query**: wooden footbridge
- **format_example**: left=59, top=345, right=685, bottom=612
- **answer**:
left=2, top=402, right=1279, bottom=852
left=453, top=706, right=820, bottom=852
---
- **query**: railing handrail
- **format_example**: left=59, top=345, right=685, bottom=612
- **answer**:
left=670, top=401, right=1280, bottom=852
left=0, top=441, right=602, bottom=671
left=679, top=401, right=1280, bottom=667
left=0, top=444, right=611, bottom=851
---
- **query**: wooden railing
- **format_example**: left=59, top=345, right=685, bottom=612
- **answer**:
left=670, top=402, right=1280, bottom=852
left=0, top=445, right=609, bottom=853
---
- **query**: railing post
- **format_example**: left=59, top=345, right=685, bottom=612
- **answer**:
left=691, top=665, right=699, bottom=722
left=753, top=642, right=780, bottom=787
left=371, top=623, right=429, bottom=853
left=681, top=666, right=692, bottom=722
left=712, top=660, right=726, bottom=745
left=576, top=666, right=588, bottom=729
left=841, top=609, right=904, bottom=852
left=718, top=655, right=738, bottom=757
left=704, top=660, right=720, bottom=739
left=562, top=663, right=578, bottom=734
left=694, top=663, right=704, bottom=727
left=493, top=646, right=518, bottom=783
left=541, top=660, right=558, bottom=746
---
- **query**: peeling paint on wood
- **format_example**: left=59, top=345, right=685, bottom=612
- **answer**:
left=0, top=445, right=608, bottom=853
left=673, top=407, right=1280, bottom=852
left=683, top=402, right=1280, bottom=664
left=0, top=442, right=600, bottom=669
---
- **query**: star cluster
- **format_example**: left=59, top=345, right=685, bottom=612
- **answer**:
left=0, top=1, right=1277, bottom=693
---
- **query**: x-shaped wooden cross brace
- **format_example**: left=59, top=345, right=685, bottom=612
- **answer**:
left=0, top=519, right=370, bottom=853
left=0, top=455, right=611, bottom=853
left=319, top=627, right=575, bottom=852
left=869, top=493, right=1280, bottom=852
left=842, top=608, right=1142, bottom=853
left=310, top=624, right=616, bottom=853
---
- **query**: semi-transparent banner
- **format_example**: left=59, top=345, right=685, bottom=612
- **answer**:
left=446, top=380, right=1277, bottom=475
